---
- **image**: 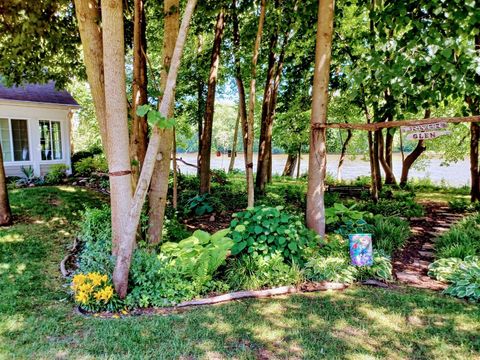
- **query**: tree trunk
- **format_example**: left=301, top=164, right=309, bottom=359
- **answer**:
left=471, top=123, right=480, bottom=202
left=400, top=109, right=430, bottom=187
left=282, top=154, right=297, bottom=177
left=147, top=0, right=180, bottom=244
left=228, top=109, right=240, bottom=172
left=196, top=35, right=205, bottom=175
left=101, top=0, right=133, bottom=257
left=377, top=130, right=396, bottom=184
left=368, top=131, right=379, bottom=201
left=306, top=0, right=335, bottom=237
left=337, top=129, right=352, bottom=182
left=73, top=0, right=108, bottom=149
left=400, top=140, right=426, bottom=187
left=231, top=0, right=248, bottom=170
left=373, top=130, right=383, bottom=191
left=113, top=0, right=197, bottom=298
left=130, top=0, right=148, bottom=187
left=0, top=143, right=12, bottom=226
left=256, top=27, right=278, bottom=193
left=172, top=128, right=178, bottom=209
left=199, top=9, right=225, bottom=194
left=245, top=0, right=267, bottom=207
left=296, top=146, right=301, bottom=179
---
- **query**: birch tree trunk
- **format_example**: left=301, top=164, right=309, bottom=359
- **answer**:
left=246, top=0, right=267, bottom=207
left=130, top=0, right=148, bottom=187
left=199, top=9, right=226, bottom=194
left=102, top=0, right=133, bottom=255
left=113, top=0, right=197, bottom=297
left=306, top=0, right=334, bottom=237
left=147, top=0, right=180, bottom=244
left=0, top=143, right=12, bottom=226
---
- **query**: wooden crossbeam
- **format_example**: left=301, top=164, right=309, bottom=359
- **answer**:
left=313, top=115, right=480, bottom=131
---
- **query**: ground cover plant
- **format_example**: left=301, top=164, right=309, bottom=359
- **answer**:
left=2, top=186, right=480, bottom=359
left=429, top=212, right=480, bottom=302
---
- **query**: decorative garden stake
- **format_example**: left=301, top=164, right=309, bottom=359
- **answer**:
left=349, top=234, right=373, bottom=266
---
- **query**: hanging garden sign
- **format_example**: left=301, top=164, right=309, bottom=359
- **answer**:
left=405, top=130, right=451, bottom=140
left=401, top=122, right=450, bottom=141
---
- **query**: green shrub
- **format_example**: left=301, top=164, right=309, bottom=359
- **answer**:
left=160, top=229, right=233, bottom=289
left=224, top=252, right=303, bottom=290
left=304, top=256, right=357, bottom=283
left=369, top=215, right=410, bottom=255
left=45, top=164, right=69, bottom=184
left=229, top=206, right=319, bottom=263
left=357, top=197, right=424, bottom=218
left=448, top=199, right=469, bottom=213
left=76, top=207, right=114, bottom=274
left=186, top=194, right=214, bottom=216
left=304, top=250, right=392, bottom=284
left=74, top=155, right=108, bottom=177
left=435, top=214, right=480, bottom=259
left=429, top=256, right=480, bottom=301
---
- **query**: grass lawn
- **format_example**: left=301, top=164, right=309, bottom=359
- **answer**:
left=1, top=186, right=479, bottom=359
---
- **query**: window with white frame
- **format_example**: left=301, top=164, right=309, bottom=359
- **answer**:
left=39, top=120, right=62, bottom=161
left=0, top=118, right=30, bottom=162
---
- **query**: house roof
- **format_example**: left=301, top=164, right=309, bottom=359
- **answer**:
left=0, top=82, right=79, bottom=107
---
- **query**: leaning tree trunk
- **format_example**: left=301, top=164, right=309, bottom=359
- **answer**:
left=282, top=154, right=297, bottom=177
left=306, top=0, right=335, bottom=237
left=245, top=0, right=267, bottom=207
left=196, top=34, right=205, bottom=175
left=148, top=0, right=180, bottom=244
left=373, top=130, right=383, bottom=191
left=337, top=129, right=352, bottom=182
left=113, top=0, right=198, bottom=298
left=400, top=140, right=426, bottom=187
left=400, top=109, right=430, bottom=187
left=0, top=143, right=12, bottom=226
left=130, top=0, right=148, bottom=187
left=101, top=0, right=133, bottom=256
left=199, top=9, right=225, bottom=194
left=228, top=109, right=241, bottom=173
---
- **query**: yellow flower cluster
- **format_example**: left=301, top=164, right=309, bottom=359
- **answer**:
left=71, top=272, right=114, bottom=306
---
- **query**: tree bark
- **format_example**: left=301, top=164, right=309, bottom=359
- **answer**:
left=245, top=0, right=267, bottom=207
left=147, top=0, right=180, bottom=244
left=130, top=0, right=148, bottom=187
left=196, top=34, right=205, bottom=175
left=113, top=0, right=197, bottom=298
left=336, top=129, right=352, bottom=182
left=306, top=0, right=335, bottom=237
left=400, top=140, right=426, bottom=187
left=101, top=0, right=133, bottom=256
left=377, top=130, right=396, bottom=184
left=231, top=0, right=248, bottom=167
left=296, top=146, right=301, bottom=179
left=373, top=130, right=382, bottom=191
left=199, top=9, right=225, bottom=194
left=228, top=109, right=241, bottom=173
left=256, top=26, right=278, bottom=193
left=0, top=143, right=12, bottom=226
left=471, top=123, right=480, bottom=202
left=73, top=0, right=107, bottom=149
left=400, top=109, right=430, bottom=187
left=282, top=153, right=297, bottom=177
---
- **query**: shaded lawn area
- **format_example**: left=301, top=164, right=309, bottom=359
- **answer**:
left=1, top=186, right=479, bottom=359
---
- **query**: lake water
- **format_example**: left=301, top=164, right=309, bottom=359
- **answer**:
left=175, top=152, right=471, bottom=187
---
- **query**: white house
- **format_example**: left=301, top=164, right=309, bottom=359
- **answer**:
left=0, top=82, right=79, bottom=177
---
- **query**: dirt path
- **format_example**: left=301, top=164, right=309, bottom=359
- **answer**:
left=393, top=202, right=464, bottom=290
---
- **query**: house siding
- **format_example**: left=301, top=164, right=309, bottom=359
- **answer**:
left=0, top=100, right=74, bottom=178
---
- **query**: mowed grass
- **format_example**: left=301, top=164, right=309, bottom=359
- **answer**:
left=1, top=186, right=479, bottom=359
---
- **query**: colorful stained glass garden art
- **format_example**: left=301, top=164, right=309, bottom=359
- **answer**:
left=349, top=233, right=373, bottom=266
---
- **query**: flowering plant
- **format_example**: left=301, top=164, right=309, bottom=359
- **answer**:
left=71, top=272, right=116, bottom=311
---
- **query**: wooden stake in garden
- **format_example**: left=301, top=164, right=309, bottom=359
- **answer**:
left=306, top=0, right=335, bottom=237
